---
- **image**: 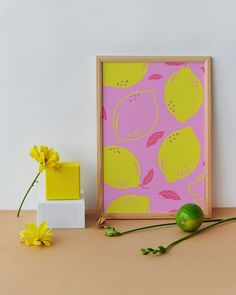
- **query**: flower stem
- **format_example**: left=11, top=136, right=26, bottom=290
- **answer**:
left=141, top=217, right=236, bottom=255
left=165, top=217, right=236, bottom=253
left=121, top=219, right=222, bottom=235
left=121, top=222, right=176, bottom=235
left=17, top=172, right=41, bottom=217
left=104, top=218, right=222, bottom=237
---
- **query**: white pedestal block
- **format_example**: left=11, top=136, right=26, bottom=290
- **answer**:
left=37, top=199, right=85, bottom=228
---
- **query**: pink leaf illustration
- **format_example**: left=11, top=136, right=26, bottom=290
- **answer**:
left=148, top=73, right=162, bottom=80
left=141, top=169, right=154, bottom=186
left=102, top=107, right=107, bottom=120
left=169, top=209, right=177, bottom=212
left=165, top=62, right=185, bottom=66
left=201, top=67, right=205, bottom=73
left=146, top=131, right=164, bottom=147
left=159, top=190, right=181, bottom=201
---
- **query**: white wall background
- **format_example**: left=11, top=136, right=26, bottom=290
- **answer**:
left=0, top=0, right=236, bottom=209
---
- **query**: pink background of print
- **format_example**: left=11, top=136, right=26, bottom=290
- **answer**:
left=102, top=62, right=206, bottom=213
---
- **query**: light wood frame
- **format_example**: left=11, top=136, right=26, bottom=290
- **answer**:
left=97, top=56, right=212, bottom=219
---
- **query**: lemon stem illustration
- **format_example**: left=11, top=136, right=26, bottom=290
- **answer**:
left=140, top=217, right=236, bottom=255
left=103, top=218, right=222, bottom=237
left=17, top=172, right=41, bottom=217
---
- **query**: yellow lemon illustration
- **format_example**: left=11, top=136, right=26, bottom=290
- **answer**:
left=112, top=90, right=158, bottom=142
left=106, top=195, right=150, bottom=213
left=104, top=146, right=141, bottom=188
left=158, top=127, right=201, bottom=182
left=188, top=173, right=205, bottom=208
left=165, top=66, right=203, bottom=123
left=103, top=62, right=149, bottom=88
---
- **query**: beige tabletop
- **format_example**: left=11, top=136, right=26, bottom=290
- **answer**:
left=0, top=208, right=236, bottom=295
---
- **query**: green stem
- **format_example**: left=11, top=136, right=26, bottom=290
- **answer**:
left=141, top=217, right=236, bottom=255
left=105, top=218, right=223, bottom=237
left=119, top=218, right=222, bottom=236
left=121, top=222, right=176, bottom=235
left=17, top=172, right=41, bottom=217
left=165, top=217, right=236, bottom=253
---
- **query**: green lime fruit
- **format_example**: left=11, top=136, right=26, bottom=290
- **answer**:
left=176, top=203, right=204, bottom=232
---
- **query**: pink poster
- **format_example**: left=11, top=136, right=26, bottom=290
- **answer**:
left=99, top=58, right=211, bottom=217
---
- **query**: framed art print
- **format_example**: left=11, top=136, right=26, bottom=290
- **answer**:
left=97, top=56, right=211, bottom=219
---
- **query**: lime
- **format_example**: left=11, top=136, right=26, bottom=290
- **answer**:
left=176, top=203, right=204, bottom=232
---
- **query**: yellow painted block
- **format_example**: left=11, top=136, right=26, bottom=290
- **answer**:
left=45, top=162, right=80, bottom=200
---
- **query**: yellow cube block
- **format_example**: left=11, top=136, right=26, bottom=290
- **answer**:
left=45, top=162, right=80, bottom=200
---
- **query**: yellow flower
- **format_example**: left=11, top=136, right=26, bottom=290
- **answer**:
left=17, top=145, right=60, bottom=217
left=30, top=145, right=60, bottom=173
left=20, top=221, right=52, bottom=247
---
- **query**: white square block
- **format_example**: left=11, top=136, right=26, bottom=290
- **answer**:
left=37, top=198, right=85, bottom=228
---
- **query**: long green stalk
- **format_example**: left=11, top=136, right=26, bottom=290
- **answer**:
left=141, top=217, right=236, bottom=255
left=104, top=218, right=223, bottom=236
left=17, top=172, right=40, bottom=217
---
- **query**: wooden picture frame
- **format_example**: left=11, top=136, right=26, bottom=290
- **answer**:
left=97, top=56, right=212, bottom=219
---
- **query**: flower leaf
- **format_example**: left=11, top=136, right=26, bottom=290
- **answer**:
left=103, top=225, right=113, bottom=230
left=165, top=62, right=185, bottom=66
left=105, top=231, right=121, bottom=237
left=140, top=248, right=150, bottom=255
left=159, top=190, right=181, bottom=201
left=141, top=169, right=154, bottom=186
left=102, top=107, right=107, bottom=120
left=146, top=131, right=164, bottom=147
left=158, top=246, right=167, bottom=254
left=148, top=73, right=162, bottom=80
left=169, top=209, right=177, bottom=212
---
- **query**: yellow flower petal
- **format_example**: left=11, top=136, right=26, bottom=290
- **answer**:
left=39, top=164, right=45, bottom=173
left=38, top=221, right=48, bottom=236
left=39, top=146, right=49, bottom=156
left=33, top=240, right=42, bottom=246
left=42, top=240, right=52, bottom=247
left=30, top=145, right=41, bottom=162
left=46, top=148, right=54, bottom=160
left=29, top=145, right=60, bottom=172
left=26, top=223, right=36, bottom=235
left=39, top=151, right=45, bottom=164
left=25, top=240, right=32, bottom=246
left=20, top=221, right=53, bottom=247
